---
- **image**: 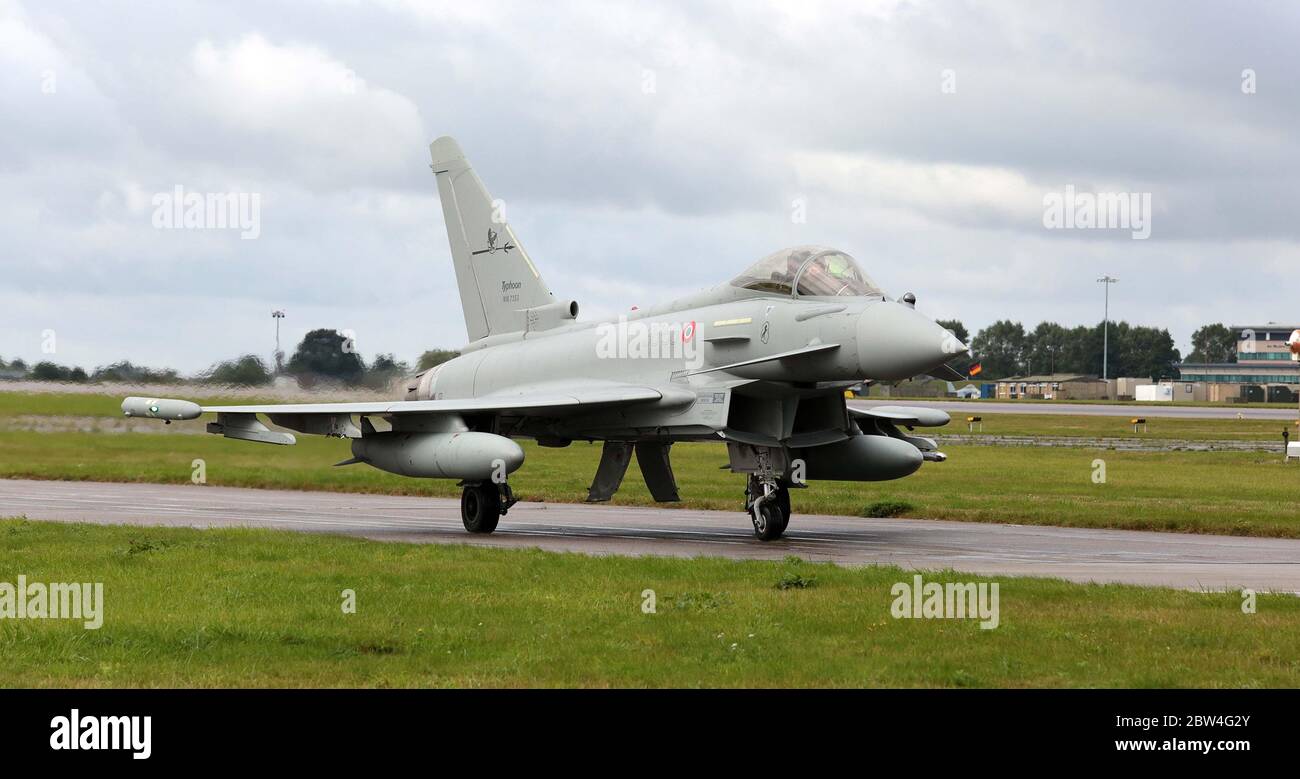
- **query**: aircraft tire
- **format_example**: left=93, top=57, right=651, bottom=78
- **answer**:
left=461, top=484, right=501, bottom=534
left=775, top=487, right=791, bottom=532
left=752, top=501, right=786, bottom=541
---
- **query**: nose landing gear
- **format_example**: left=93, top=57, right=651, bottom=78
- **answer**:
left=746, top=474, right=791, bottom=541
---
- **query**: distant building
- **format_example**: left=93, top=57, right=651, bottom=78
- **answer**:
left=995, top=374, right=1110, bottom=401
left=1115, top=376, right=1153, bottom=401
left=1178, top=324, right=1300, bottom=388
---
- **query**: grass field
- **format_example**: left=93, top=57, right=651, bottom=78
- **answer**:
left=874, top=394, right=1298, bottom=410
left=928, top=412, right=1296, bottom=442
left=3, top=428, right=1300, bottom=537
left=2, top=518, right=1296, bottom=688
left=3, top=390, right=1297, bottom=689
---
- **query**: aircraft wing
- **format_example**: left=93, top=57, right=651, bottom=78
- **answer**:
left=200, top=386, right=668, bottom=416
left=122, top=383, right=688, bottom=445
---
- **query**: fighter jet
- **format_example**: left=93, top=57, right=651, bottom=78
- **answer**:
left=124, top=137, right=967, bottom=540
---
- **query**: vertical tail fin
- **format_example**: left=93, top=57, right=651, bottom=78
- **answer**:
left=429, top=137, right=554, bottom=341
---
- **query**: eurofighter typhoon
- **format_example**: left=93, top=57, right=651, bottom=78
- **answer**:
left=124, top=138, right=969, bottom=540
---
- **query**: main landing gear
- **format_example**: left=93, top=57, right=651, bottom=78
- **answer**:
left=745, top=474, right=791, bottom=541
left=460, top=481, right=516, bottom=534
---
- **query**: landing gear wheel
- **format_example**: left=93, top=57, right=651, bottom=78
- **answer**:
left=461, top=483, right=502, bottom=534
left=745, top=474, right=790, bottom=541
left=751, top=500, right=786, bottom=541
left=774, top=486, right=791, bottom=533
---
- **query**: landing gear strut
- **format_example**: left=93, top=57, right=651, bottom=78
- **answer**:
left=460, top=481, right=516, bottom=534
left=745, top=474, right=791, bottom=541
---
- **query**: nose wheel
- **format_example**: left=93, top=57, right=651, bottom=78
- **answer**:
left=746, top=476, right=791, bottom=541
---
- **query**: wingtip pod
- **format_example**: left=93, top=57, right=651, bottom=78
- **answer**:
left=122, top=397, right=202, bottom=421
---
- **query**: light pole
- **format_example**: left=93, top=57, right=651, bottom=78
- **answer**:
left=1096, top=276, right=1118, bottom=380
left=272, top=310, right=286, bottom=374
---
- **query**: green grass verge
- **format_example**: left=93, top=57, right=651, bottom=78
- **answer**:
left=3, top=430, right=1299, bottom=537
left=2, top=519, right=1296, bottom=688
left=874, top=395, right=1297, bottom=410
left=941, top=412, right=1296, bottom=442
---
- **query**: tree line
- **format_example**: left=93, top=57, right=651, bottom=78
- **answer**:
left=0, top=328, right=460, bottom=389
left=942, top=319, right=1186, bottom=381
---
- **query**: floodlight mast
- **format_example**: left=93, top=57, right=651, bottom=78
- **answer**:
left=1097, top=276, right=1118, bottom=381
left=272, top=310, right=286, bottom=373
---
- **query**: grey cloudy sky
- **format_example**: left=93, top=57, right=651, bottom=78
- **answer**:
left=2, top=0, right=1298, bottom=373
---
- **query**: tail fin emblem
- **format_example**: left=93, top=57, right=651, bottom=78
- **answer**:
left=472, top=228, right=515, bottom=256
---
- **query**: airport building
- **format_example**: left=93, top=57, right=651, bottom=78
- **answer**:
left=995, top=374, right=1110, bottom=401
left=1177, top=324, right=1300, bottom=402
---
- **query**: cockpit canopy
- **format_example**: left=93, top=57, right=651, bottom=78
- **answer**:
left=729, top=246, right=884, bottom=298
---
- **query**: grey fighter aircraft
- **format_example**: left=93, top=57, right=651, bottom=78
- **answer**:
left=124, top=137, right=968, bottom=540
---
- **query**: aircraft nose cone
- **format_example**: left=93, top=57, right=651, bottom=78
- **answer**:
left=856, top=302, right=965, bottom=381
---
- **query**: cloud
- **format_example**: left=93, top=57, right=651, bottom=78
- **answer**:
left=188, top=33, right=426, bottom=185
left=2, top=0, right=1300, bottom=373
left=791, top=150, right=1044, bottom=231
left=0, top=1, right=129, bottom=162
